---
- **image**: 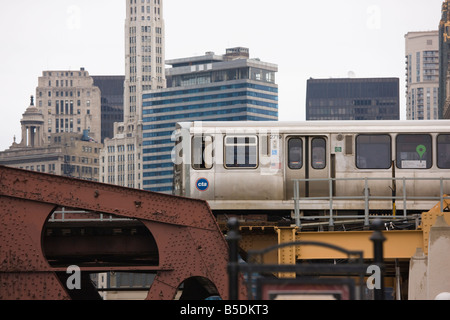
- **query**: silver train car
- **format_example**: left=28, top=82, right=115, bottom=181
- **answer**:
left=173, top=120, right=450, bottom=220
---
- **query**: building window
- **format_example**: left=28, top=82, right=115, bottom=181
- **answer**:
left=416, top=52, right=421, bottom=83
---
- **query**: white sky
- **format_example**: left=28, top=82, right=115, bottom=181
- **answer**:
left=0, top=0, right=443, bottom=151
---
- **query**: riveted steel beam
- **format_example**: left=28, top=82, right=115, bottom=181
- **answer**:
left=0, top=166, right=246, bottom=300
left=238, top=225, right=423, bottom=261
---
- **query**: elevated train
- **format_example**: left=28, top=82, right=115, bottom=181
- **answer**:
left=173, top=121, right=450, bottom=225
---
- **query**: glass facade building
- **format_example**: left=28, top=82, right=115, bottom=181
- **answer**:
left=306, top=78, right=400, bottom=121
left=92, top=76, right=125, bottom=142
left=142, top=48, right=278, bottom=193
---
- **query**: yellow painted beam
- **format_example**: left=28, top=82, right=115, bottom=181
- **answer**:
left=276, top=227, right=297, bottom=278
left=296, top=230, right=424, bottom=260
left=419, top=196, right=450, bottom=255
left=236, top=199, right=447, bottom=264
left=239, top=226, right=424, bottom=262
left=240, top=228, right=278, bottom=264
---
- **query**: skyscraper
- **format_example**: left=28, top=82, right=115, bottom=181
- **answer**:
left=35, top=68, right=102, bottom=143
left=100, top=0, right=166, bottom=189
left=306, top=78, right=400, bottom=121
left=124, top=0, right=166, bottom=122
left=92, top=76, right=125, bottom=143
left=439, top=0, right=450, bottom=119
left=405, top=31, right=439, bottom=120
left=141, top=48, right=278, bottom=193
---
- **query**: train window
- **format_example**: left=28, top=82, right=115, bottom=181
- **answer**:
left=192, top=136, right=213, bottom=170
left=356, top=135, right=391, bottom=169
left=224, top=136, right=258, bottom=169
left=288, top=138, right=303, bottom=169
left=311, top=138, right=326, bottom=169
left=174, top=136, right=183, bottom=173
left=438, top=134, right=450, bottom=169
left=396, top=134, right=432, bottom=169
left=345, top=135, right=353, bottom=155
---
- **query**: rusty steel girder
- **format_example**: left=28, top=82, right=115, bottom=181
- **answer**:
left=0, top=166, right=246, bottom=300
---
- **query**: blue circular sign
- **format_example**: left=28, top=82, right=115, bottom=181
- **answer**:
left=196, top=178, right=209, bottom=192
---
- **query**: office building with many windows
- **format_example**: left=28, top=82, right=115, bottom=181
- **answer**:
left=306, top=78, right=400, bottom=121
left=142, top=48, right=278, bottom=193
left=405, top=31, right=439, bottom=120
left=0, top=97, right=103, bottom=181
left=35, top=68, right=102, bottom=143
left=92, top=76, right=125, bottom=143
left=440, top=0, right=450, bottom=119
left=32, top=69, right=125, bottom=145
left=100, top=0, right=166, bottom=189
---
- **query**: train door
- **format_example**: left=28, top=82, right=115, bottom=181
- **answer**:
left=190, top=134, right=215, bottom=200
left=285, top=136, right=329, bottom=200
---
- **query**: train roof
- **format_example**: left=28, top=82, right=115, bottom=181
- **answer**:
left=177, top=120, right=450, bottom=134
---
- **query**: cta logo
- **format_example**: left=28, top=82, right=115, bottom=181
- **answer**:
left=196, top=178, right=209, bottom=192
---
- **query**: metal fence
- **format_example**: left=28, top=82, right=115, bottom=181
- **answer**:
left=293, top=177, right=450, bottom=229
left=227, top=218, right=387, bottom=300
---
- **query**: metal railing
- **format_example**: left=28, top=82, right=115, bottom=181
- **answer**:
left=227, top=218, right=387, bottom=300
left=293, top=177, right=450, bottom=228
left=48, top=207, right=132, bottom=223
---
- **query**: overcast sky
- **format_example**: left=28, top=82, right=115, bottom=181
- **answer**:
left=0, top=0, right=443, bottom=151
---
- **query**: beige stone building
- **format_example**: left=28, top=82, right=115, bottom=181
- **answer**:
left=405, top=31, right=439, bottom=120
left=100, top=122, right=142, bottom=188
left=100, top=0, right=166, bottom=190
left=35, top=68, right=102, bottom=143
left=0, top=97, right=103, bottom=182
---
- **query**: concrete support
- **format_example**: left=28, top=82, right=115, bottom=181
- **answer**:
left=427, top=215, right=450, bottom=300
left=408, top=248, right=427, bottom=300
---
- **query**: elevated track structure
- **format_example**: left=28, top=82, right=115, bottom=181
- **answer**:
left=1, top=165, right=449, bottom=300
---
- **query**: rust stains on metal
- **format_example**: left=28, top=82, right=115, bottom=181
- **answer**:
left=0, top=166, right=245, bottom=300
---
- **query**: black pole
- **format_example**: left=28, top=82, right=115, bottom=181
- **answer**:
left=392, top=161, right=396, bottom=217
left=227, top=218, right=241, bottom=300
left=370, top=219, right=386, bottom=300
